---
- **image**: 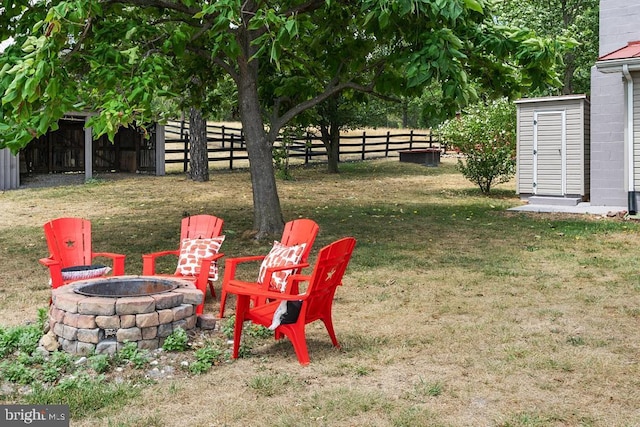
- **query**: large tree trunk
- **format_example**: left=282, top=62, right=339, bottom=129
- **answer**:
left=237, top=55, right=284, bottom=238
left=562, top=51, right=575, bottom=95
left=320, top=122, right=341, bottom=174
left=188, top=107, right=209, bottom=182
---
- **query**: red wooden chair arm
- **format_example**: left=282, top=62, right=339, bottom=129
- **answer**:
left=225, top=255, right=267, bottom=268
left=262, top=262, right=309, bottom=277
left=39, top=257, right=64, bottom=288
left=194, top=253, right=225, bottom=291
left=258, top=263, right=310, bottom=291
left=92, top=252, right=126, bottom=275
left=221, top=255, right=268, bottom=285
left=39, top=257, right=59, bottom=267
left=254, top=266, right=309, bottom=306
left=225, top=280, right=310, bottom=302
left=142, top=250, right=180, bottom=275
left=198, top=253, right=224, bottom=284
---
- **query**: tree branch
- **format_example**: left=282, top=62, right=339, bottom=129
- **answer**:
left=101, top=0, right=200, bottom=16
left=60, top=17, right=94, bottom=62
left=282, top=0, right=327, bottom=17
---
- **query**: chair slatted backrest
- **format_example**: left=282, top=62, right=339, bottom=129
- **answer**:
left=43, top=217, right=92, bottom=268
left=180, top=215, right=224, bottom=240
left=300, top=237, right=356, bottom=324
left=281, top=218, right=320, bottom=264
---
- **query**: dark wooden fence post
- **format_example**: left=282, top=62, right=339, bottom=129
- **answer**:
left=409, top=130, right=414, bottom=151
left=305, top=131, right=311, bottom=164
left=385, top=131, right=390, bottom=157
left=183, top=133, right=189, bottom=173
left=180, top=118, right=186, bottom=140
left=361, top=132, right=366, bottom=160
left=229, top=134, right=234, bottom=170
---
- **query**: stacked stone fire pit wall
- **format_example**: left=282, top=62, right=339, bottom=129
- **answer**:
left=50, top=277, right=204, bottom=355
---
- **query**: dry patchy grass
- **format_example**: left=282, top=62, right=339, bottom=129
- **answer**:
left=1, top=158, right=640, bottom=426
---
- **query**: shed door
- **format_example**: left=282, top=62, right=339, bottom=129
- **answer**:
left=533, top=111, right=566, bottom=196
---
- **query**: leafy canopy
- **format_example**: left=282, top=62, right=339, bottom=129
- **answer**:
left=0, top=0, right=571, bottom=154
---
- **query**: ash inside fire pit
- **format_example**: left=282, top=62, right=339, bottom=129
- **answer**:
left=74, top=277, right=178, bottom=297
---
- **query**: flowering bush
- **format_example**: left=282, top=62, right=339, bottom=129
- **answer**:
left=437, top=98, right=516, bottom=194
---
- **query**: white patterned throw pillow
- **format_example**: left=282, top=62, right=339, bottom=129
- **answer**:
left=175, top=236, right=225, bottom=280
left=257, top=241, right=306, bottom=292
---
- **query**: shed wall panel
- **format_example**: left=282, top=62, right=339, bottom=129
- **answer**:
left=0, top=149, right=20, bottom=190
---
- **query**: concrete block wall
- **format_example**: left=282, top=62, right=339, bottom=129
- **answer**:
left=591, top=1, right=640, bottom=206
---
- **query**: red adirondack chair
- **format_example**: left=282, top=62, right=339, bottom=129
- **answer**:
left=218, top=218, right=319, bottom=318
left=40, top=217, right=126, bottom=289
left=226, top=237, right=356, bottom=365
left=142, top=215, right=225, bottom=314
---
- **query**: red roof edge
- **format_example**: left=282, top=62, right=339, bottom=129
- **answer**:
left=599, top=41, right=640, bottom=61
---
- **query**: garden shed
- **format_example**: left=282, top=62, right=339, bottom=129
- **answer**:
left=515, top=95, right=590, bottom=205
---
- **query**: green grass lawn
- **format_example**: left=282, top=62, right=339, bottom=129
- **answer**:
left=1, top=157, right=639, bottom=426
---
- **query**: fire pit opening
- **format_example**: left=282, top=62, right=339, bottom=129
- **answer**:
left=74, top=277, right=178, bottom=297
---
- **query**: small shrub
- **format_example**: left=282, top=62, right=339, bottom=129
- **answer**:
left=438, top=98, right=516, bottom=194
left=162, top=328, right=189, bottom=352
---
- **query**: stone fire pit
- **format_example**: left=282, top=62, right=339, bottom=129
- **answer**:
left=49, top=276, right=204, bottom=355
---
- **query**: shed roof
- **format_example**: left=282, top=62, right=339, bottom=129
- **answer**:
left=514, top=94, right=589, bottom=105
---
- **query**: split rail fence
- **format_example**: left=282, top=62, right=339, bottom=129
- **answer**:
left=164, top=121, right=442, bottom=171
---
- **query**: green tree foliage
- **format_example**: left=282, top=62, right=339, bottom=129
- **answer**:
left=494, top=0, right=598, bottom=95
left=438, top=99, right=516, bottom=194
left=0, top=0, right=571, bottom=236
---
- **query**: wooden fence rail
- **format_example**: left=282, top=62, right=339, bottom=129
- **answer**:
left=164, top=121, right=441, bottom=172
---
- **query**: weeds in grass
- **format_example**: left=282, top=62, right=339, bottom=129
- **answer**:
left=115, top=342, right=150, bottom=369
left=247, top=372, right=295, bottom=397
left=498, top=411, right=562, bottom=427
left=0, top=324, right=42, bottom=357
left=566, top=336, right=585, bottom=346
left=162, top=328, right=189, bottom=351
left=27, top=374, right=141, bottom=420
left=189, top=345, right=226, bottom=374
left=221, top=316, right=235, bottom=339
left=392, top=406, right=442, bottom=427
left=89, top=354, right=111, bottom=374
